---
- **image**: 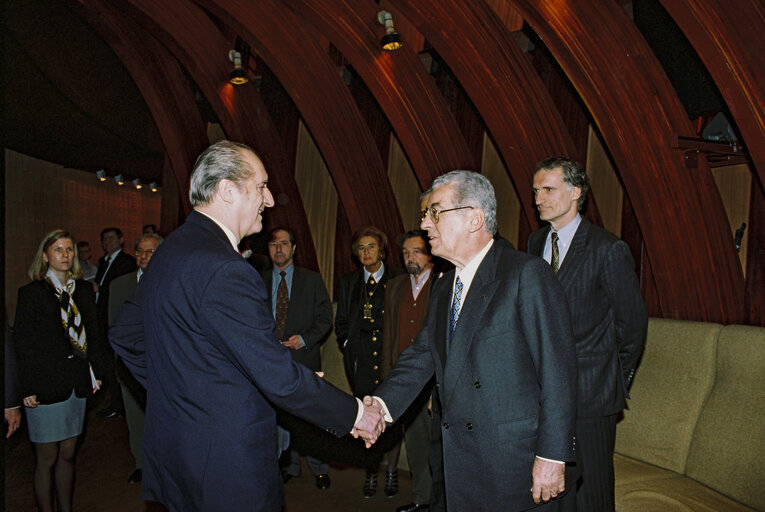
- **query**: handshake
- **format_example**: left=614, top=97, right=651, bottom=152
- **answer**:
left=350, top=396, right=388, bottom=448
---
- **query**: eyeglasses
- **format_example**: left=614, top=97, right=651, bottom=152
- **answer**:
left=420, top=206, right=474, bottom=223
left=135, top=249, right=156, bottom=256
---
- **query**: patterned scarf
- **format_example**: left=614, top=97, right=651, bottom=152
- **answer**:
left=45, top=269, right=88, bottom=359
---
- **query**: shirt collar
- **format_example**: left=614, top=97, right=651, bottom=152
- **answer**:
left=550, top=214, right=582, bottom=251
left=273, top=263, right=294, bottom=278
left=455, top=238, right=494, bottom=291
left=363, top=262, right=385, bottom=283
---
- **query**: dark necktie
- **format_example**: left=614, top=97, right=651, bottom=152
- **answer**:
left=449, top=276, right=463, bottom=343
left=275, top=271, right=289, bottom=340
left=551, top=232, right=560, bottom=274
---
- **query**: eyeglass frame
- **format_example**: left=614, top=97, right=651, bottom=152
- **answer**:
left=420, top=205, right=474, bottom=223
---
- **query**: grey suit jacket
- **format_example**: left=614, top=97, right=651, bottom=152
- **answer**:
left=260, top=265, right=333, bottom=371
left=376, top=238, right=577, bottom=511
left=528, top=218, right=647, bottom=418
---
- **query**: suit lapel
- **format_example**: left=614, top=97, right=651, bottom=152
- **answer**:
left=529, top=226, right=550, bottom=257
left=441, top=244, right=501, bottom=405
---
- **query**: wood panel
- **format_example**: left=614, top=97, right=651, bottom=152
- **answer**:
left=112, top=0, right=320, bottom=271
left=746, top=177, right=765, bottom=326
left=388, top=0, right=586, bottom=231
left=199, top=0, right=404, bottom=249
left=285, top=0, right=478, bottom=186
left=660, top=0, right=765, bottom=190
left=512, top=0, right=746, bottom=323
left=68, top=0, right=208, bottom=217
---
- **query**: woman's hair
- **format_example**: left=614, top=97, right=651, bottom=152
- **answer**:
left=28, top=229, right=82, bottom=281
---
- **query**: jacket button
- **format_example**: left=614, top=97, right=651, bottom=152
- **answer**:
left=372, top=336, right=377, bottom=342
left=466, top=423, right=473, bottom=430
left=443, top=422, right=449, bottom=429
left=474, top=381, right=481, bottom=389
left=374, top=380, right=380, bottom=385
left=373, top=365, right=379, bottom=371
left=372, top=351, right=378, bottom=356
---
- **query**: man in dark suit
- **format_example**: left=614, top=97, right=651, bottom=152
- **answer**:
left=529, top=157, right=648, bottom=512
left=371, top=170, right=578, bottom=511
left=260, top=227, right=334, bottom=490
left=382, top=230, right=438, bottom=512
left=94, top=227, right=137, bottom=418
left=108, top=232, right=163, bottom=484
left=110, top=140, right=384, bottom=512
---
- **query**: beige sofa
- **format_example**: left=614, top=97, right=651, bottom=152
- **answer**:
left=615, top=319, right=765, bottom=511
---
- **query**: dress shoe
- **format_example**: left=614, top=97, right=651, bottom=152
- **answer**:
left=96, top=407, right=123, bottom=419
left=362, top=470, right=377, bottom=498
left=396, top=504, right=429, bottom=512
left=127, top=469, right=142, bottom=484
left=384, top=470, right=399, bottom=498
left=315, top=473, right=330, bottom=490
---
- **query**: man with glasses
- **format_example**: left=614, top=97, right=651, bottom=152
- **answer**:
left=370, top=170, right=578, bottom=511
left=108, top=232, right=163, bottom=484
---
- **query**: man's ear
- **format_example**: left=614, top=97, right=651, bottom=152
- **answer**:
left=218, top=179, right=235, bottom=204
left=468, top=208, right=486, bottom=233
left=571, top=186, right=582, bottom=203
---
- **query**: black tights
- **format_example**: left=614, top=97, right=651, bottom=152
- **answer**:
left=32, top=436, right=79, bottom=512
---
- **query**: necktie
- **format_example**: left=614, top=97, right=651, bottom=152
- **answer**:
left=275, top=271, right=289, bottom=340
left=551, top=232, right=560, bottom=274
left=449, top=276, right=463, bottom=342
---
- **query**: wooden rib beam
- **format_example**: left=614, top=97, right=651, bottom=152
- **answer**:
left=67, top=0, right=208, bottom=217
left=387, top=0, right=587, bottom=230
left=285, top=0, right=478, bottom=188
left=661, top=0, right=765, bottom=190
left=512, top=0, right=746, bottom=323
left=198, top=0, right=405, bottom=246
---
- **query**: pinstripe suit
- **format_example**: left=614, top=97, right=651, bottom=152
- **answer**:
left=529, top=217, right=647, bottom=512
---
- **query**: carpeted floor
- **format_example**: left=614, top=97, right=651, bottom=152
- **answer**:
left=4, top=404, right=416, bottom=512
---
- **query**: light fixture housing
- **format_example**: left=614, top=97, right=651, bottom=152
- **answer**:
left=228, top=50, right=249, bottom=85
left=115, top=174, right=124, bottom=186
left=149, top=182, right=159, bottom=192
left=96, top=169, right=107, bottom=181
left=378, top=10, right=403, bottom=51
left=133, top=178, right=143, bottom=190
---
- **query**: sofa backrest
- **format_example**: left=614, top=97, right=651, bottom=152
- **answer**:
left=685, top=325, right=765, bottom=511
left=615, top=318, right=721, bottom=473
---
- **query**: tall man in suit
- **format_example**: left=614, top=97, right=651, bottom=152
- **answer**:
left=260, top=227, right=334, bottom=490
left=108, top=232, right=163, bottom=484
left=110, top=140, right=384, bottom=512
left=95, top=227, right=137, bottom=418
left=371, top=170, right=578, bottom=511
left=529, top=157, right=648, bottom=512
left=382, top=230, right=437, bottom=512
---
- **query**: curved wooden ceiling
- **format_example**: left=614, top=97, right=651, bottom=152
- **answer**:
left=10, top=0, right=763, bottom=323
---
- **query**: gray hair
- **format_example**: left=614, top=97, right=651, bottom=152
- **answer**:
left=535, top=156, right=589, bottom=212
left=427, top=171, right=497, bottom=235
left=189, top=140, right=259, bottom=206
left=134, top=233, right=164, bottom=251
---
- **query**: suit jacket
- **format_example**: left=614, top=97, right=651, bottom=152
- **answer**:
left=334, top=265, right=404, bottom=395
left=109, top=211, right=358, bottom=512
left=260, top=265, right=333, bottom=371
left=13, top=279, right=102, bottom=404
left=95, top=249, right=137, bottom=309
left=375, top=239, right=577, bottom=511
left=381, top=271, right=435, bottom=379
left=109, top=271, right=146, bottom=408
left=528, top=218, right=648, bottom=418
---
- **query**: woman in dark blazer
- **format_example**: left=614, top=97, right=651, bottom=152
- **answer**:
left=335, top=226, right=404, bottom=498
left=14, top=229, right=102, bottom=512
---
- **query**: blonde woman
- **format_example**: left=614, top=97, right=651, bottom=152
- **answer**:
left=14, top=230, right=102, bottom=512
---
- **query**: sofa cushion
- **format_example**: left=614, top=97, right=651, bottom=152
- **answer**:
left=615, top=318, right=721, bottom=473
left=685, top=325, right=765, bottom=511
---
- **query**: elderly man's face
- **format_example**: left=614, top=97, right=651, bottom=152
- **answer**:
left=402, top=236, right=432, bottom=277
left=135, top=237, right=160, bottom=270
left=232, top=152, right=275, bottom=237
left=420, top=184, right=470, bottom=264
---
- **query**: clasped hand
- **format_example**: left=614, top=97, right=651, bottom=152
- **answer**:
left=351, top=396, right=386, bottom=448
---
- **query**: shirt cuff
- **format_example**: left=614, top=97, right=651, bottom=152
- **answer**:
left=297, top=335, right=306, bottom=348
left=352, top=398, right=364, bottom=432
left=536, top=455, right=564, bottom=464
left=372, top=396, right=394, bottom=423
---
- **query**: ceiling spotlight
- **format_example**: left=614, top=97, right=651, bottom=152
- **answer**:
left=96, top=169, right=107, bottom=181
left=133, top=178, right=143, bottom=190
left=149, top=182, right=159, bottom=192
left=115, top=174, right=124, bottom=186
left=228, top=50, right=248, bottom=85
left=377, top=10, right=403, bottom=51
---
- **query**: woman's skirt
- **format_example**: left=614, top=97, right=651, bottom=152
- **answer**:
left=25, top=390, right=86, bottom=443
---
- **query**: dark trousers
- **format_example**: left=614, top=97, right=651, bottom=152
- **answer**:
left=575, top=414, right=618, bottom=512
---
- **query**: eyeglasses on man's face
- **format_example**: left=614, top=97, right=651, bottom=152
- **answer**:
left=420, top=206, right=474, bottom=223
